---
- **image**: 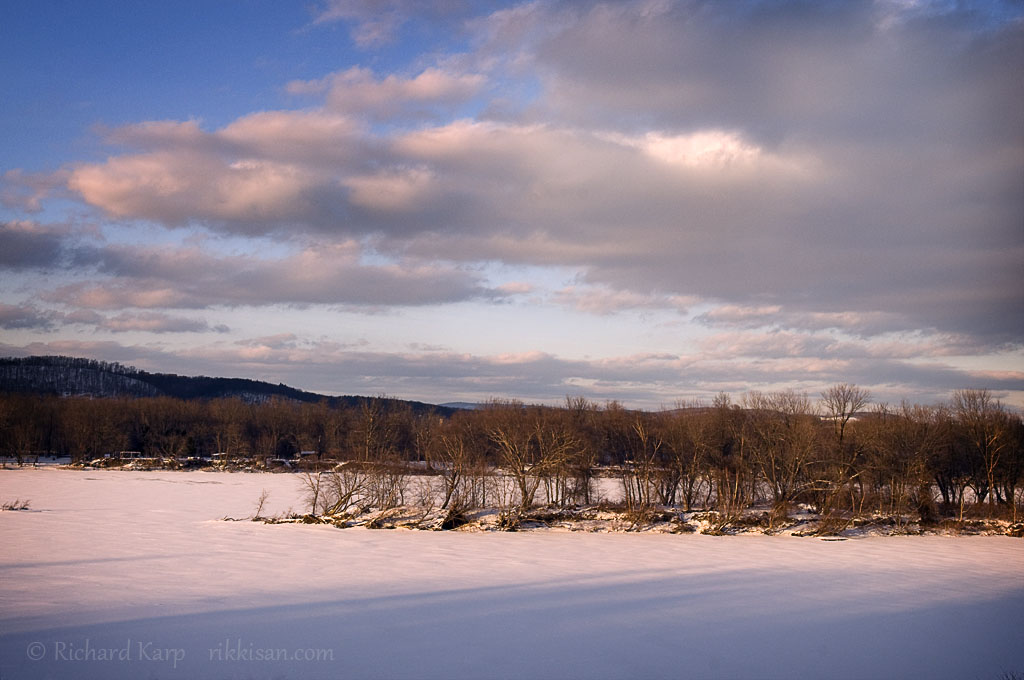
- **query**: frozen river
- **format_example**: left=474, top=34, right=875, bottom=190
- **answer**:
left=1, top=468, right=1022, bottom=679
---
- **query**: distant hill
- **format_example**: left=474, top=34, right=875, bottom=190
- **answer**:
left=439, top=401, right=483, bottom=410
left=0, top=355, right=453, bottom=415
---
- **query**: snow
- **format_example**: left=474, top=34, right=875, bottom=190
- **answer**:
left=1, top=468, right=1022, bottom=680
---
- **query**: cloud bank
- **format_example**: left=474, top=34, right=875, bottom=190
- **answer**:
left=1, top=0, right=1021, bottom=407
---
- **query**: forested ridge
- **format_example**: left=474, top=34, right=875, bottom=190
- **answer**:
left=0, top=355, right=446, bottom=413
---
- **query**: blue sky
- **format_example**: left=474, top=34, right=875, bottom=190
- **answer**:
left=2, top=0, right=1022, bottom=409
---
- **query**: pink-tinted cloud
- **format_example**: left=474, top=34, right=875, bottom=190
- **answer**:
left=68, top=149, right=331, bottom=228
left=552, top=285, right=695, bottom=315
left=288, top=66, right=485, bottom=117
left=309, top=1, right=481, bottom=47
left=45, top=241, right=497, bottom=309
left=0, top=169, right=68, bottom=212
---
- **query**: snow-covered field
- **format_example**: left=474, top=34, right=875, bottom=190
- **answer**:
left=1, top=468, right=1021, bottom=680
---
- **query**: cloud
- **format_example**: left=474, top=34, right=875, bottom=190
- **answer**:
left=98, top=312, right=227, bottom=334
left=0, top=221, right=72, bottom=269
left=345, top=166, right=438, bottom=214
left=217, top=110, right=364, bottom=165
left=310, top=0, right=409, bottom=46
left=4, top=0, right=1021, bottom=408
left=495, top=281, right=534, bottom=296
left=99, top=119, right=208, bottom=150
left=3, top=336, right=1020, bottom=410
left=309, top=0, right=481, bottom=47
left=65, top=94, right=1021, bottom=339
left=602, top=130, right=767, bottom=169
left=67, top=149, right=336, bottom=230
left=0, top=302, right=226, bottom=334
left=136, top=120, right=1011, bottom=343
left=697, top=328, right=947, bottom=363
left=525, top=1, right=1022, bottom=139
left=45, top=241, right=496, bottom=309
left=288, top=66, right=485, bottom=118
left=0, top=303, right=57, bottom=330
left=0, top=340, right=165, bottom=367
left=1, top=169, right=68, bottom=212
left=695, top=305, right=940, bottom=343
left=66, top=111, right=368, bottom=232
left=552, top=285, right=695, bottom=315
left=55, top=0, right=1021, bottom=346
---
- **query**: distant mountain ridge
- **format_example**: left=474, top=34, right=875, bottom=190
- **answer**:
left=0, top=355, right=452, bottom=415
left=438, top=401, right=483, bottom=410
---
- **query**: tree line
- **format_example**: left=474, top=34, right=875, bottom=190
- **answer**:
left=1, top=386, right=1021, bottom=523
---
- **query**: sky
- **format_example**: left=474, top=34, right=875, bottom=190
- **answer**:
left=1, top=0, right=1022, bottom=410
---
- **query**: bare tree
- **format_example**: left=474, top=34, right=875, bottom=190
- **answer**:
left=563, top=396, right=601, bottom=504
left=301, top=470, right=324, bottom=515
left=322, top=464, right=367, bottom=515
left=861, top=403, right=940, bottom=526
left=534, top=408, right=584, bottom=507
left=706, top=393, right=750, bottom=518
left=953, top=389, right=1005, bottom=505
left=821, top=384, right=871, bottom=447
left=620, top=415, right=663, bottom=516
left=485, top=400, right=542, bottom=513
left=743, top=391, right=816, bottom=510
left=362, top=455, right=409, bottom=510
left=816, top=384, right=872, bottom=516
left=252, top=488, right=271, bottom=520
left=661, top=404, right=714, bottom=511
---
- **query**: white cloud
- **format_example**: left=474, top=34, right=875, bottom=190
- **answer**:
left=552, top=285, right=695, bottom=315
left=68, top=150, right=330, bottom=228
left=288, top=66, right=485, bottom=117
left=309, top=0, right=407, bottom=45
left=602, top=130, right=762, bottom=169
left=346, top=167, right=437, bottom=214
left=217, top=111, right=362, bottom=163
left=309, top=1, right=483, bottom=47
